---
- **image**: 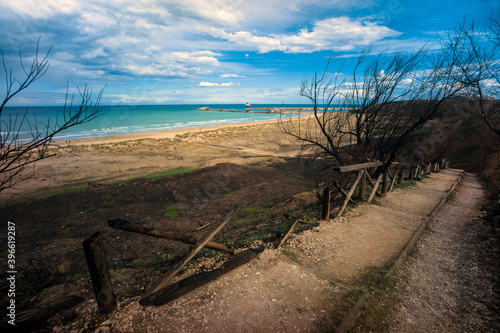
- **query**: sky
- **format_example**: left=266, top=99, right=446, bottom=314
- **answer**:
left=0, top=0, right=498, bottom=106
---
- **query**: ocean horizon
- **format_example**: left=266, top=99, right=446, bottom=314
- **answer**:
left=1, top=104, right=302, bottom=142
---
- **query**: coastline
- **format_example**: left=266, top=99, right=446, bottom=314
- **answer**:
left=52, top=116, right=300, bottom=146
left=3, top=115, right=308, bottom=202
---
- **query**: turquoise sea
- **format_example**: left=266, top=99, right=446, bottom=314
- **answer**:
left=1, top=104, right=298, bottom=142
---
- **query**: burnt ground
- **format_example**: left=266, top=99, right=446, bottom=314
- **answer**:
left=0, top=158, right=339, bottom=328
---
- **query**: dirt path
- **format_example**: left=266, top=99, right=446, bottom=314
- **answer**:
left=386, top=173, right=500, bottom=332
left=75, top=169, right=476, bottom=333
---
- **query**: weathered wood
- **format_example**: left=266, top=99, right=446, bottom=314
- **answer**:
left=367, top=173, right=383, bottom=203
left=359, top=169, right=366, bottom=201
left=276, top=218, right=300, bottom=248
left=322, top=187, right=331, bottom=220
left=336, top=170, right=364, bottom=217
left=408, top=166, right=414, bottom=180
left=147, top=202, right=242, bottom=294
left=397, top=166, right=404, bottom=184
left=333, top=161, right=383, bottom=173
left=388, top=170, right=398, bottom=192
left=7, top=296, right=83, bottom=331
left=82, top=232, right=116, bottom=313
left=140, top=246, right=264, bottom=306
left=335, top=295, right=368, bottom=333
left=382, top=172, right=389, bottom=193
left=108, top=219, right=233, bottom=254
left=334, top=182, right=356, bottom=203
left=365, top=172, right=381, bottom=197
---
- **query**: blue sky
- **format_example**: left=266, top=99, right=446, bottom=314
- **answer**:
left=0, top=0, right=498, bottom=106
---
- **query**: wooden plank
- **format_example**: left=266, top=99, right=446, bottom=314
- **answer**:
left=335, top=296, right=368, bottom=333
left=336, top=170, right=364, bottom=217
left=334, top=182, right=356, bottom=203
left=140, top=246, right=265, bottom=306
left=108, top=219, right=234, bottom=254
left=359, top=169, right=366, bottom=201
left=147, top=202, right=242, bottom=295
left=322, top=187, right=331, bottom=220
left=382, top=172, right=389, bottom=193
left=367, top=173, right=383, bottom=203
left=333, top=161, right=383, bottom=173
left=365, top=172, right=381, bottom=197
left=276, top=218, right=300, bottom=248
left=10, top=296, right=82, bottom=331
left=397, top=166, right=404, bottom=184
left=388, top=170, right=398, bottom=192
left=82, top=232, right=117, bottom=313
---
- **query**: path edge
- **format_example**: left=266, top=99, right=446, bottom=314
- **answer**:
left=335, top=169, right=465, bottom=333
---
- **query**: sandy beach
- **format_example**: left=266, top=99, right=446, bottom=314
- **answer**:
left=1, top=117, right=308, bottom=202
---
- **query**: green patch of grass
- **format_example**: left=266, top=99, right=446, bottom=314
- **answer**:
left=241, top=206, right=263, bottom=216
left=28, top=184, right=90, bottom=200
left=101, top=201, right=110, bottom=208
left=296, top=175, right=305, bottom=180
left=224, top=188, right=231, bottom=194
left=143, top=167, right=194, bottom=179
left=87, top=206, right=97, bottom=213
left=107, top=167, right=194, bottom=186
left=63, top=222, right=78, bottom=228
left=280, top=248, right=300, bottom=263
left=393, top=179, right=417, bottom=190
left=0, top=251, right=8, bottom=258
left=164, top=206, right=181, bottom=218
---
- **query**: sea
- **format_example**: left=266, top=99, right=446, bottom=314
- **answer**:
left=1, top=104, right=300, bottom=142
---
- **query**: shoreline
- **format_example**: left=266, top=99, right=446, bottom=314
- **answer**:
left=53, top=116, right=301, bottom=146
left=2, top=115, right=309, bottom=201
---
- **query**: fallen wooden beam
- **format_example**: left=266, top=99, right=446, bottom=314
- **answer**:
left=82, top=232, right=116, bottom=313
left=146, top=202, right=242, bottom=295
left=4, top=296, right=83, bottom=332
left=276, top=218, right=299, bottom=248
left=140, top=246, right=265, bottom=306
left=108, top=219, right=233, bottom=254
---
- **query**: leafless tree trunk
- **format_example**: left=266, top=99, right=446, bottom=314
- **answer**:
left=280, top=47, right=461, bottom=172
left=442, top=15, right=500, bottom=138
left=0, top=39, right=105, bottom=192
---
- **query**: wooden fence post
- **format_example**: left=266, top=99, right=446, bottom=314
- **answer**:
left=82, top=232, right=116, bottom=313
left=382, top=172, right=389, bottom=193
left=397, top=166, right=404, bottom=184
left=322, top=187, right=331, bottom=220
left=359, top=170, right=366, bottom=201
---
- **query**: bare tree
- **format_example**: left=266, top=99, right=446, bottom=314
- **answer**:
left=442, top=15, right=500, bottom=137
left=0, top=39, right=105, bottom=193
left=280, top=47, right=461, bottom=171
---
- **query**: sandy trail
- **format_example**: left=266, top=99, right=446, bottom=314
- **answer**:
left=386, top=173, right=500, bottom=332
left=84, top=170, right=467, bottom=333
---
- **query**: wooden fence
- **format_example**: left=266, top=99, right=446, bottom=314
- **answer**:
left=79, top=158, right=450, bottom=313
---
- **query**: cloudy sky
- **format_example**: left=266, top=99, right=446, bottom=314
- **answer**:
left=0, top=0, right=498, bottom=106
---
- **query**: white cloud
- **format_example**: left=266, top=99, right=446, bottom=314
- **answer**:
left=221, top=74, right=245, bottom=78
left=209, top=17, right=401, bottom=53
left=198, top=81, right=240, bottom=87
